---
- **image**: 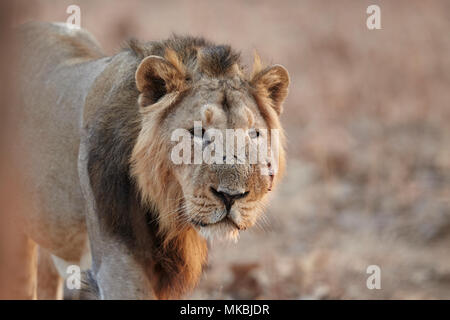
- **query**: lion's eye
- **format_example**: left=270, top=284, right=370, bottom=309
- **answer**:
left=248, top=128, right=260, bottom=139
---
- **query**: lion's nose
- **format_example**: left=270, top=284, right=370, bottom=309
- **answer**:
left=210, top=187, right=249, bottom=213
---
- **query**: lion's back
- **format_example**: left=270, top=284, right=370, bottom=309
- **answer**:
left=17, top=22, right=109, bottom=260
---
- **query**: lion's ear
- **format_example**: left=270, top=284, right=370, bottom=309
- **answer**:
left=135, top=54, right=186, bottom=107
left=250, top=65, right=290, bottom=115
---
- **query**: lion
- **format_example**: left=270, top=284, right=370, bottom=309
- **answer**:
left=16, top=21, right=289, bottom=299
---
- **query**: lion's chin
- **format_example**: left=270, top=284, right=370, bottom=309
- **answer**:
left=194, top=220, right=240, bottom=243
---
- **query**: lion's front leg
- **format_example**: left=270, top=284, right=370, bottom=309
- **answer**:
left=81, top=193, right=156, bottom=299
left=89, top=239, right=155, bottom=300
left=78, top=140, right=155, bottom=300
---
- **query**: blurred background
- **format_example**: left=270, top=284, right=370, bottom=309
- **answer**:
left=2, top=0, right=450, bottom=299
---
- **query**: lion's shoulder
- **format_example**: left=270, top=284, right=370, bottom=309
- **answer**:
left=18, top=21, right=104, bottom=69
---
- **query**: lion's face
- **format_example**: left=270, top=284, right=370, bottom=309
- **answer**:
left=165, top=77, right=276, bottom=240
left=132, top=46, right=289, bottom=241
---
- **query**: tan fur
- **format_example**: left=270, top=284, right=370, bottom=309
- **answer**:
left=37, top=248, right=63, bottom=299
left=251, top=51, right=263, bottom=79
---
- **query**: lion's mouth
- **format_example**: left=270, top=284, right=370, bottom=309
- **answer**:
left=191, top=215, right=241, bottom=230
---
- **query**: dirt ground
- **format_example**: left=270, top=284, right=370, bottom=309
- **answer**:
left=13, top=0, right=450, bottom=299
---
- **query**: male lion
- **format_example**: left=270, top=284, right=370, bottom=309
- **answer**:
left=17, top=21, right=289, bottom=299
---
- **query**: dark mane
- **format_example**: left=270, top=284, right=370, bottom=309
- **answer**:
left=124, top=35, right=241, bottom=77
